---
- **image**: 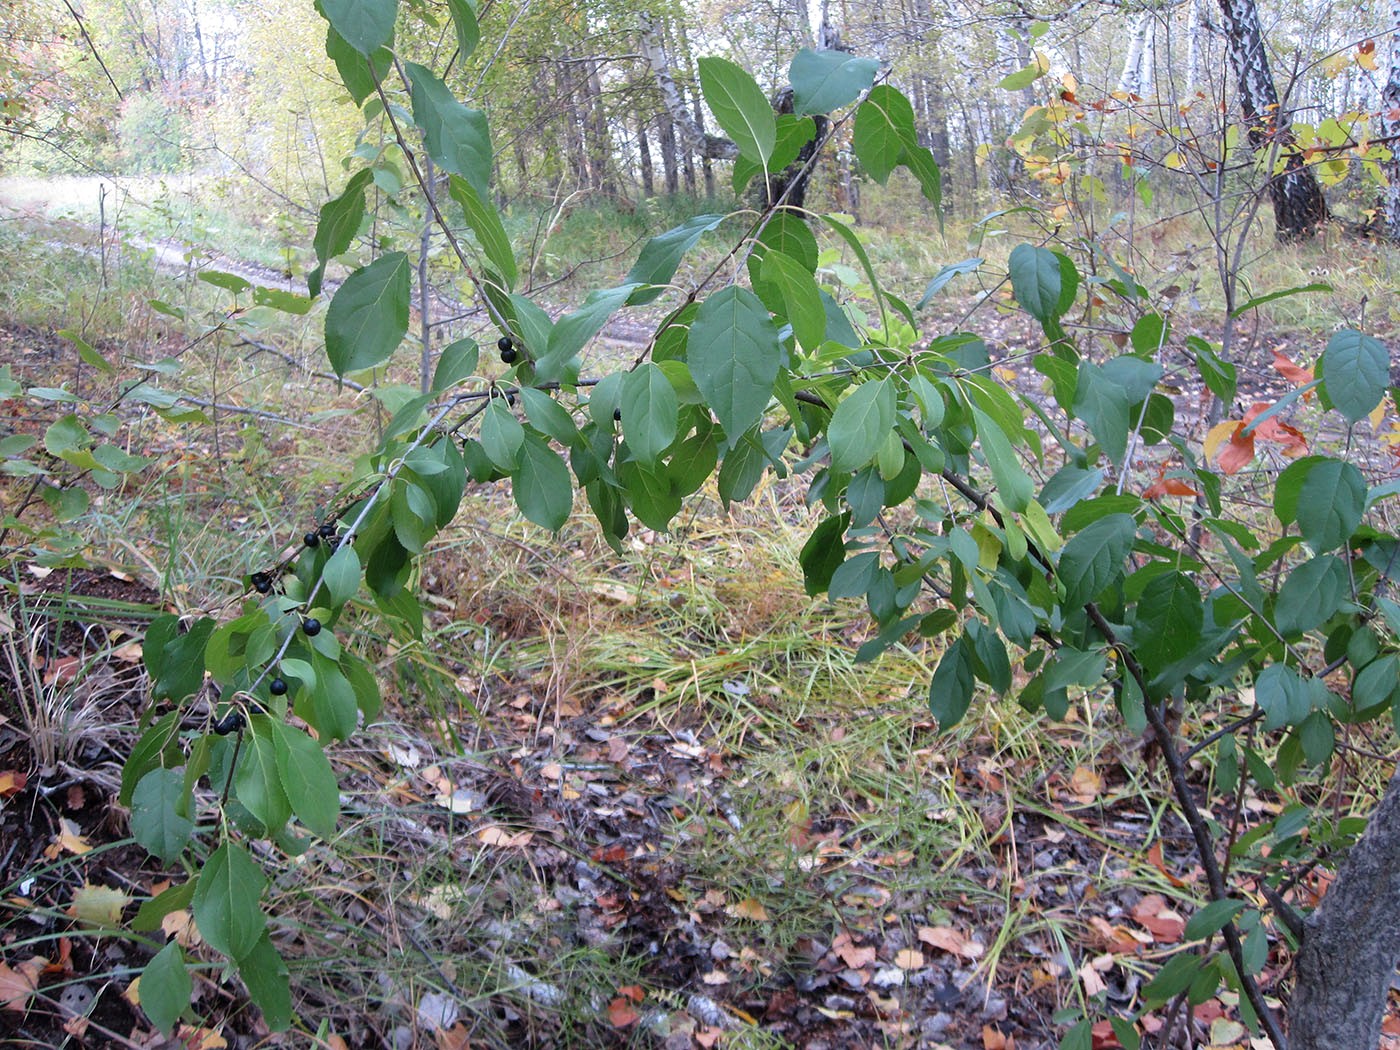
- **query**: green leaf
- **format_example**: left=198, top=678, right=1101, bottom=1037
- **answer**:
left=625, top=214, right=726, bottom=302
left=1255, top=663, right=1325, bottom=730
left=131, top=768, right=194, bottom=864
left=761, top=210, right=820, bottom=273
left=853, top=85, right=914, bottom=183
left=320, top=545, right=361, bottom=606
left=192, top=841, right=267, bottom=961
left=1230, top=282, right=1331, bottom=319
left=1299, top=710, right=1335, bottom=765
left=445, top=0, right=479, bottom=59
left=448, top=176, right=516, bottom=289
left=799, top=513, right=849, bottom=596
left=688, top=286, right=783, bottom=439
left=788, top=48, right=879, bottom=115
left=199, top=270, right=251, bottom=295
left=1058, top=514, right=1136, bottom=608
left=1275, top=554, right=1345, bottom=636
left=405, top=63, right=492, bottom=198
left=1143, top=951, right=1206, bottom=1006
left=58, top=329, right=115, bottom=375
left=1134, top=571, right=1204, bottom=673
left=1321, top=328, right=1388, bottom=423
left=44, top=414, right=89, bottom=457
left=272, top=722, right=339, bottom=839
left=320, top=0, right=397, bottom=56
left=732, top=114, right=815, bottom=192
left=325, top=252, right=410, bottom=376
left=543, top=283, right=641, bottom=378
left=970, top=406, right=1033, bottom=512
left=133, top=879, right=196, bottom=932
left=324, top=24, right=391, bottom=105
left=513, top=431, right=573, bottom=530
left=238, top=934, right=292, bottom=1031
left=621, top=363, right=679, bottom=463
left=998, top=62, right=1046, bottom=91
left=150, top=617, right=216, bottom=703
left=1183, top=899, right=1246, bottom=941
left=1294, top=458, right=1366, bottom=552
left=828, top=379, right=896, bottom=474
left=517, top=388, right=580, bottom=446
left=929, top=635, right=976, bottom=729
left=1188, top=336, right=1237, bottom=404
left=140, top=941, right=191, bottom=1035
left=235, top=718, right=292, bottom=833
left=480, top=398, right=525, bottom=470
left=759, top=249, right=825, bottom=351
left=431, top=337, right=479, bottom=392
left=698, top=57, right=776, bottom=166
left=917, top=258, right=982, bottom=309
left=1009, top=243, right=1077, bottom=326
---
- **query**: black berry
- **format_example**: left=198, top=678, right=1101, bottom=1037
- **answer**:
left=251, top=572, right=272, bottom=594
left=613, top=408, right=622, bottom=422
left=304, top=531, right=320, bottom=549
left=302, top=617, right=322, bottom=637
left=269, top=677, right=289, bottom=696
left=318, top=522, right=336, bottom=538
left=497, top=335, right=513, bottom=352
left=500, top=346, right=518, bottom=364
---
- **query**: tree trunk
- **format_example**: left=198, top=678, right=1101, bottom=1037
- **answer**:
left=1383, top=0, right=1400, bottom=239
left=637, top=114, right=655, bottom=198
left=1117, top=12, right=1151, bottom=97
left=1288, top=763, right=1400, bottom=1049
left=659, top=117, right=679, bottom=194
left=1216, top=0, right=1328, bottom=240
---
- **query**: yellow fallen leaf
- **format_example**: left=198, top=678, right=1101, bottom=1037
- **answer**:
left=70, top=882, right=131, bottom=926
left=48, top=817, right=92, bottom=857
left=1068, top=765, right=1103, bottom=801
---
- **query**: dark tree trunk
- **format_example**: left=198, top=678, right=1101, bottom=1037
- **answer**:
left=765, top=87, right=827, bottom=211
left=658, top=117, right=679, bottom=194
left=637, top=115, right=655, bottom=198
left=1216, top=0, right=1328, bottom=240
left=1288, top=763, right=1400, bottom=1049
left=585, top=60, right=617, bottom=196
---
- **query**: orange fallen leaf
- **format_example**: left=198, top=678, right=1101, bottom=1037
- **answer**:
left=1272, top=349, right=1313, bottom=388
left=983, top=1025, right=1014, bottom=1049
left=1146, top=841, right=1187, bottom=888
left=1068, top=766, right=1103, bottom=802
left=476, top=826, right=532, bottom=848
left=0, top=770, right=25, bottom=797
left=918, top=925, right=985, bottom=959
left=1131, top=894, right=1185, bottom=942
left=833, top=932, right=877, bottom=968
left=606, top=997, right=639, bottom=1027
left=434, top=1024, right=471, bottom=1050
left=894, top=948, right=925, bottom=970
left=728, top=898, right=770, bottom=922
left=0, top=957, right=43, bottom=1012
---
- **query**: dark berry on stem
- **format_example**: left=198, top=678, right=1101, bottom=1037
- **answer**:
left=319, top=522, right=336, bottom=538
left=497, top=335, right=514, bottom=353
left=500, top=346, right=518, bottom=364
left=251, top=572, right=271, bottom=594
left=269, top=677, right=289, bottom=696
left=613, top=408, right=622, bottom=422
left=304, top=531, right=320, bottom=548
left=303, top=617, right=322, bottom=637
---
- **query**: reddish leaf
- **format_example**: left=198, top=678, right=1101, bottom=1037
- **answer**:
left=1143, top=475, right=1199, bottom=500
left=0, top=770, right=26, bottom=798
left=606, top=997, right=639, bottom=1028
left=1271, top=349, right=1313, bottom=387
left=1217, top=426, right=1255, bottom=474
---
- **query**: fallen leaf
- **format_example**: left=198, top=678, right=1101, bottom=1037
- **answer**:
left=607, top=996, right=640, bottom=1027
left=476, top=826, right=532, bottom=848
left=1079, top=957, right=1108, bottom=995
left=894, top=948, right=924, bottom=970
left=982, top=1025, right=1013, bottom=1049
left=833, top=932, right=877, bottom=968
left=1131, top=894, right=1185, bottom=942
left=1068, top=766, right=1103, bottom=802
left=70, top=882, right=130, bottom=926
left=1146, top=841, right=1187, bottom=888
left=0, top=957, right=43, bottom=1012
left=918, top=925, right=985, bottom=959
left=728, top=898, right=770, bottom=922
left=434, top=1023, right=471, bottom=1050
left=46, top=817, right=91, bottom=857
left=0, top=770, right=25, bottom=797
left=1092, top=1019, right=1124, bottom=1048
left=701, top=969, right=730, bottom=985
